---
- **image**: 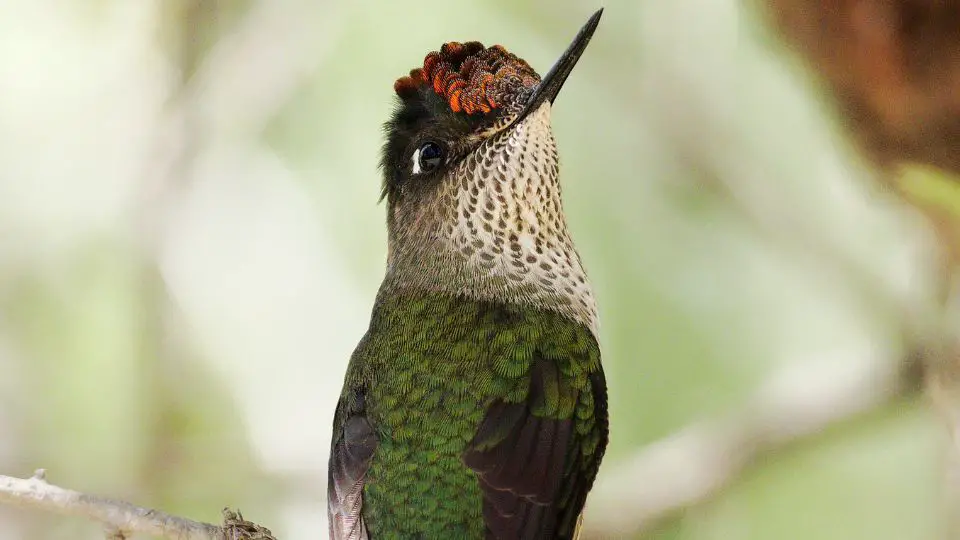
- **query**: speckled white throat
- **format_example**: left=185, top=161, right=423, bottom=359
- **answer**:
left=384, top=102, right=599, bottom=337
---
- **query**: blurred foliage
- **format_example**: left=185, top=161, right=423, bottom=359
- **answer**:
left=0, top=1, right=956, bottom=539
left=655, top=398, right=944, bottom=539
left=901, top=166, right=960, bottom=220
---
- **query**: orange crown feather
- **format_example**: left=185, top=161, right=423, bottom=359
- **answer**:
left=394, top=42, right=541, bottom=115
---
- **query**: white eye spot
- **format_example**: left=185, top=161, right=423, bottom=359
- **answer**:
left=411, top=148, right=422, bottom=175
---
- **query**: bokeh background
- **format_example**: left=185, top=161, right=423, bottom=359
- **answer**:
left=0, top=1, right=956, bottom=538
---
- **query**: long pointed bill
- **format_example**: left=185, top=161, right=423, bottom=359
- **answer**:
left=514, top=8, right=603, bottom=125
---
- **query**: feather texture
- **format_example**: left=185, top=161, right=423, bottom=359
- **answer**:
left=328, top=292, right=607, bottom=539
left=328, top=394, right=377, bottom=540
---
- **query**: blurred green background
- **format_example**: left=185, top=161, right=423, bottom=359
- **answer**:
left=0, top=1, right=953, bottom=538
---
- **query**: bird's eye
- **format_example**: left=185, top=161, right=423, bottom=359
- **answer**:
left=413, top=141, right=444, bottom=175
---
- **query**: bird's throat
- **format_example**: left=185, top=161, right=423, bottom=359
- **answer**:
left=384, top=105, right=599, bottom=335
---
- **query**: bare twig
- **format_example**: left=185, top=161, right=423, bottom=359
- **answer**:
left=0, top=469, right=222, bottom=539
left=0, top=469, right=277, bottom=539
left=581, top=350, right=922, bottom=537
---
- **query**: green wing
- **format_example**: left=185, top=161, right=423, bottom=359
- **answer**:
left=463, top=350, right=608, bottom=539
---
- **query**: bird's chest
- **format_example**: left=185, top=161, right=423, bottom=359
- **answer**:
left=353, top=299, right=535, bottom=444
left=364, top=332, right=513, bottom=447
left=357, top=325, right=517, bottom=538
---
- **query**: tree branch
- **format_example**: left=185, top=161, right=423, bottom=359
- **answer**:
left=0, top=469, right=274, bottom=540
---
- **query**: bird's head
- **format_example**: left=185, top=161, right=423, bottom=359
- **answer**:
left=378, top=10, right=602, bottom=330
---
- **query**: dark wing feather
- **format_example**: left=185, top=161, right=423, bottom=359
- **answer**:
left=464, top=356, right=608, bottom=540
left=560, top=365, right=608, bottom=537
left=328, top=396, right=377, bottom=540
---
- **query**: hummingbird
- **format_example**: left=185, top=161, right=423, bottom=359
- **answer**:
left=328, top=10, right=608, bottom=540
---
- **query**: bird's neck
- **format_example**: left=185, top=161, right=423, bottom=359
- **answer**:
left=383, top=106, right=598, bottom=335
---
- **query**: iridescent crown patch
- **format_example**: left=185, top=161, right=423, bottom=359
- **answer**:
left=394, top=42, right=541, bottom=115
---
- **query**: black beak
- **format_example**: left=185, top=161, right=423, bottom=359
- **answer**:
left=514, top=8, right=603, bottom=125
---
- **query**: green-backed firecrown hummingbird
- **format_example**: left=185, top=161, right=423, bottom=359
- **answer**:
left=328, top=9, right=608, bottom=539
